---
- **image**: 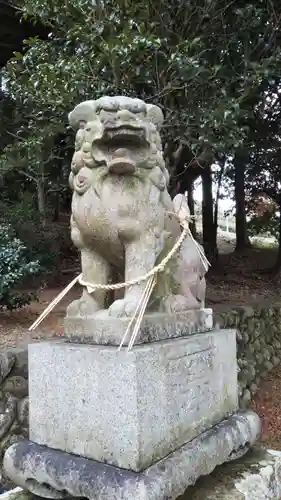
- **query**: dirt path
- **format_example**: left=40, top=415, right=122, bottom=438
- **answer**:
left=0, top=286, right=80, bottom=348
left=251, top=366, right=281, bottom=450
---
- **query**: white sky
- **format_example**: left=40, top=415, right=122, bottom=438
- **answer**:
left=193, top=177, right=235, bottom=213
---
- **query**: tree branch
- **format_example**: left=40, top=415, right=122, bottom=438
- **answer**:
left=18, top=170, right=37, bottom=183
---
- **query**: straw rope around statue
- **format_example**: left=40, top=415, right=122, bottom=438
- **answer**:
left=29, top=207, right=210, bottom=351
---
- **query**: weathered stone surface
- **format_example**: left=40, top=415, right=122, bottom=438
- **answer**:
left=66, top=96, right=209, bottom=324
left=29, top=330, right=237, bottom=472
left=64, top=307, right=213, bottom=345
left=0, top=349, right=28, bottom=491
left=3, top=411, right=261, bottom=500
left=182, top=448, right=281, bottom=499
left=0, top=354, right=15, bottom=384
left=16, top=397, right=29, bottom=428
left=2, top=377, right=28, bottom=399
left=214, top=304, right=281, bottom=404
left=7, top=350, right=28, bottom=382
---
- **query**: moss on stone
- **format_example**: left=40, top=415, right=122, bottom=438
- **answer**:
left=8, top=491, right=34, bottom=500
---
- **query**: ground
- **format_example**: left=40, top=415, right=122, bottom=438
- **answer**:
left=251, top=367, right=281, bottom=450
left=0, top=235, right=281, bottom=448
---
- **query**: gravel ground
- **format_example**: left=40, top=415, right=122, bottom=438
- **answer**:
left=252, top=366, right=281, bottom=450
left=0, top=286, right=80, bottom=348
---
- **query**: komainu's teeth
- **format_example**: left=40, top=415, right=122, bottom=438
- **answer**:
left=104, top=127, right=146, bottom=145
left=107, top=128, right=143, bottom=137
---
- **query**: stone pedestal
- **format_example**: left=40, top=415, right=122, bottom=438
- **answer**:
left=4, top=447, right=281, bottom=500
left=29, top=330, right=236, bottom=471
left=64, top=308, right=213, bottom=345
left=3, top=323, right=261, bottom=500
left=183, top=448, right=281, bottom=500
left=3, top=412, right=261, bottom=500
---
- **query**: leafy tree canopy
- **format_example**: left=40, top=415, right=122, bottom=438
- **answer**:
left=2, top=0, right=281, bottom=166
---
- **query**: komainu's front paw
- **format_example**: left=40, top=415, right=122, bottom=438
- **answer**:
left=164, top=293, right=199, bottom=313
left=66, top=291, right=101, bottom=317
left=108, top=298, right=139, bottom=318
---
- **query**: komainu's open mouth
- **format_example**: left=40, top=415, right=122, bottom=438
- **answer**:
left=102, top=125, right=147, bottom=147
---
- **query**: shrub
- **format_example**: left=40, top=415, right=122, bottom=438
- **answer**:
left=0, top=225, right=41, bottom=310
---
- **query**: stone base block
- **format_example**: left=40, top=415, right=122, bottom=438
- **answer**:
left=29, top=330, right=237, bottom=471
left=183, top=448, right=281, bottom=499
left=64, top=308, right=213, bottom=345
left=3, top=411, right=261, bottom=500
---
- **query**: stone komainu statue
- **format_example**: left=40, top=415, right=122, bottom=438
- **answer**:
left=67, top=96, right=208, bottom=319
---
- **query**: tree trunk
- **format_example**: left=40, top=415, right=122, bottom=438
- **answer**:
left=53, top=191, right=60, bottom=222
left=201, top=165, right=218, bottom=262
left=213, top=158, right=225, bottom=248
left=273, top=201, right=281, bottom=276
left=187, top=181, right=197, bottom=238
left=37, top=179, right=46, bottom=227
left=234, top=152, right=251, bottom=252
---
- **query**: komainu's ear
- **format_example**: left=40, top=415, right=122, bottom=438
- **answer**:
left=68, top=100, right=97, bottom=130
left=146, top=104, right=164, bottom=131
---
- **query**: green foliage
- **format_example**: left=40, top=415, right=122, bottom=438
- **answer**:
left=248, top=212, right=279, bottom=240
left=0, top=225, right=41, bottom=310
left=1, top=0, right=281, bottom=268
left=3, top=0, right=281, bottom=167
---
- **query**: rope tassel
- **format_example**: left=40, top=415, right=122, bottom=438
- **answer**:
left=118, top=275, right=157, bottom=352
left=29, top=274, right=82, bottom=331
